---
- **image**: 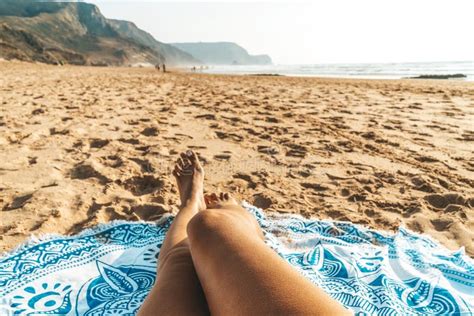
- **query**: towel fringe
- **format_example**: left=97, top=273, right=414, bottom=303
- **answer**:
left=1, top=214, right=174, bottom=260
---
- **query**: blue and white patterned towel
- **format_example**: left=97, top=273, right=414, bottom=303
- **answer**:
left=1, top=203, right=473, bottom=315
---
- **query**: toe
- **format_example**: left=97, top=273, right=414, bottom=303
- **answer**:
left=177, top=157, right=185, bottom=169
left=192, top=152, right=203, bottom=171
left=188, top=150, right=201, bottom=166
left=187, top=150, right=196, bottom=162
left=180, top=152, right=191, bottom=166
left=204, top=194, right=218, bottom=207
left=173, top=166, right=182, bottom=177
left=204, top=194, right=212, bottom=206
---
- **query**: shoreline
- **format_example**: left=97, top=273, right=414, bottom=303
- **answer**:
left=204, top=71, right=474, bottom=82
left=3, top=59, right=473, bottom=82
left=196, top=60, right=474, bottom=81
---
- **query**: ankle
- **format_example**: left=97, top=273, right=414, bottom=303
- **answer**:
left=181, top=196, right=200, bottom=208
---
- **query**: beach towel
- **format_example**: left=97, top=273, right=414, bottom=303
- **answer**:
left=1, top=203, right=473, bottom=315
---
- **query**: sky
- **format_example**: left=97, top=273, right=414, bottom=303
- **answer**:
left=90, top=0, right=474, bottom=65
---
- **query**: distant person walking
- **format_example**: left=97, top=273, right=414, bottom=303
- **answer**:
left=162, top=63, right=166, bottom=73
left=155, top=64, right=160, bottom=71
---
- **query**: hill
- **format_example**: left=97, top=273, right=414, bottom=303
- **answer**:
left=0, top=0, right=197, bottom=66
left=108, top=19, right=200, bottom=66
left=171, top=42, right=272, bottom=65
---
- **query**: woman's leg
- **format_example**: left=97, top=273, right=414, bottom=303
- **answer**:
left=138, top=151, right=209, bottom=316
left=187, top=193, right=351, bottom=315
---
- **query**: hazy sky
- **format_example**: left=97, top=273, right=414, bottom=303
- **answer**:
left=90, top=0, right=474, bottom=65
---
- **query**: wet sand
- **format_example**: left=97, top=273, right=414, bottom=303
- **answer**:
left=1, top=61, right=473, bottom=255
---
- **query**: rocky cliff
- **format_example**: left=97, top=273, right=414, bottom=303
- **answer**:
left=0, top=0, right=196, bottom=66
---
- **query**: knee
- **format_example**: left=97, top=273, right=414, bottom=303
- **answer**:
left=187, top=209, right=230, bottom=242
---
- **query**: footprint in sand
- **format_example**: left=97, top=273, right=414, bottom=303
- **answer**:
left=31, top=108, right=45, bottom=115
left=424, top=193, right=472, bottom=209
left=215, top=131, right=244, bottom=142
left=195, top=113, right=217, bottom=120
left=300, top=182, right=330, bottom=192
left=129, top=158, right=155, bottom=173
left=410, top=175, right=436, bottom=193
left=130, top=204, right=168, bottom=220
left=257, top=145, right=279, bottom=155
left=456, top=131, right=474, bottom=142
left=252, top=193, right=273, bottom=209
left=122, top=175, right=164, bottom=196
left=90, top=138, right=110, bottom=148
left=3, top=192, right=34, bottom=211
left=87, top=203, right=130, bottom=224
left=141, top=127, right=159, bottom=136
left=70, top=163, right=110, bottom=184
left=119, top=138, right=140, bottom=145
left=431, top=218, right=454, bottom=231
left=415, top=155, right=439, bottom=163
left=49, top=127, right=69, bottom=135
left=214, top=154, right=232, bottom=161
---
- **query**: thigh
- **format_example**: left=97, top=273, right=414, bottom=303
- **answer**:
left=187, top=208, right=350, bottom=315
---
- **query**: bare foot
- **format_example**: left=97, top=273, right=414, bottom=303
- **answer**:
left=204, top=192, right=238, bottom=209
left=173, top=150, right=206, bottom=211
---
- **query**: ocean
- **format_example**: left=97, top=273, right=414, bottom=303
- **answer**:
left=201, top=61, right=474, bottom=81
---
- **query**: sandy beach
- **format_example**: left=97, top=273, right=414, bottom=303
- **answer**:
left=0, top=61, right=473, bottom=256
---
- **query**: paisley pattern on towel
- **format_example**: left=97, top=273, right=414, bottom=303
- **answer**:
left=0, top=205, right=472, bottom=315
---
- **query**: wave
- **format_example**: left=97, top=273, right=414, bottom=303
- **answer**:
left=202, top=61, right=474, bottom=81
